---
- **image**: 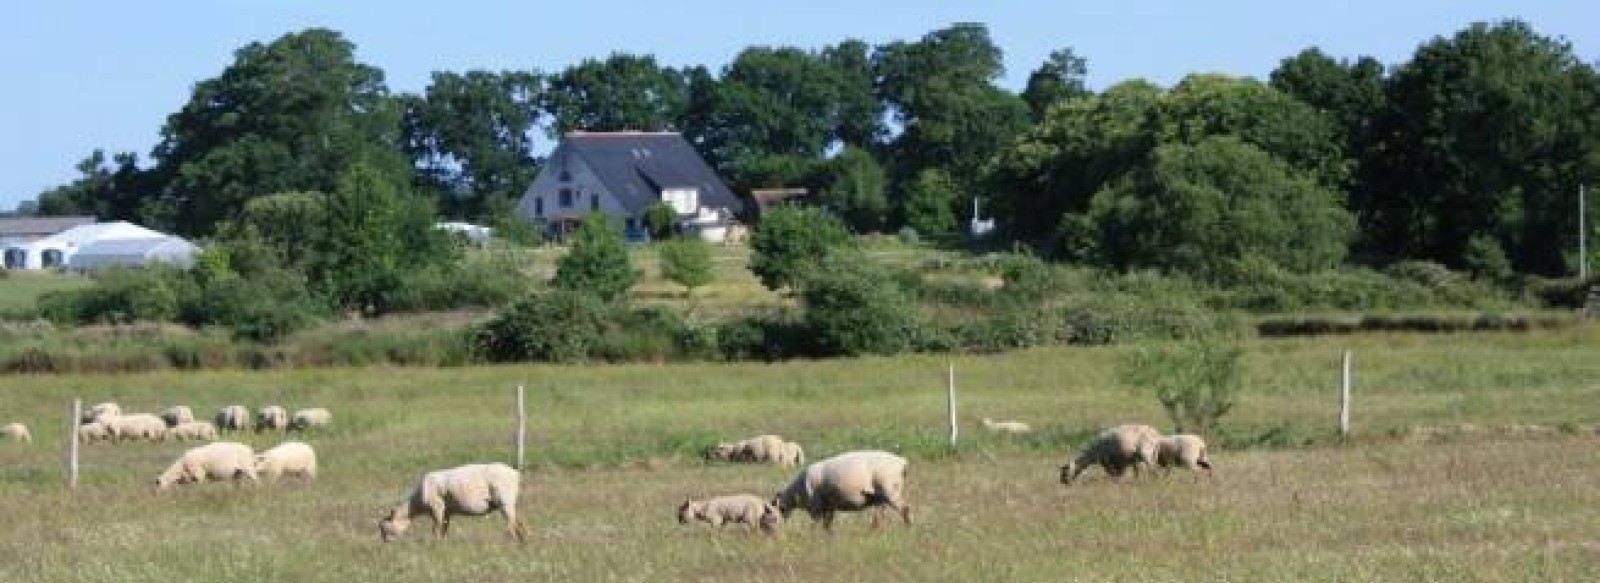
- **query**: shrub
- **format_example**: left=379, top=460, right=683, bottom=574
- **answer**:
left=656, top=239, right=714, bottom=297
left=599, top=306, right=685, bottom=362
left=1118, top=339, right=1243, bottom=436
left=1059, top=292, right=1226, bottom=346
left=387, top=253, right=528, bottom=312
left=184, top=270, right=325, bottom=343
left=798, top=252, right=921, bottom=356
left=748, top=206, right=853, bottom=290
left=38, top=267, right=191, bottom=325
left=553, top=213, right=638, bottom=303
left=642, top=202, right=678, bottom=240
left=475, top=290, right=609, bottom=363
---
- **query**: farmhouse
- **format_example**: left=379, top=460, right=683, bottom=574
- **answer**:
left=514, top=132, right=744, bottom=241
left=2, top=220, right=196, bottom=270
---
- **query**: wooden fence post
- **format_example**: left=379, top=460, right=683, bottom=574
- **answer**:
left=515, top=385, right=527, bottom=470
left=1339, top=350, right=1352, bottom=438
left=947, top=362, right=958, bottom=447
left=68, top=398, right=81, bottom=490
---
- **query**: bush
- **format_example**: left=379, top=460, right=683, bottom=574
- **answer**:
left=656, top=239, right=713, bottom=296
left=798, top=253, right=921, bottom=356
left=38, top=267, right=191, bottom=325
left=387, top=254, right=528, bottom=312
left=642, top=202, right=678, bottom=240
left=1118, top=339, right=1243, bottom=436
left=1059, top=293, right=1227, bottom=346
left=184, top=270, right=325, bottom=343
left=553, top=213, right=638, bottom=303
left=475, top=290, right=609, bottom=363
left=598, top=306, right=685, bottom=362
left=749, top=206, right=853, bottom=290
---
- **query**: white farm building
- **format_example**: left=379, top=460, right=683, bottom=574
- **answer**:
left=1, top=220, right=198, bottom=271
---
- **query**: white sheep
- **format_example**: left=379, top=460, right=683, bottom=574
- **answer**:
left=777, top=440, right=806, bottom=467
left=255, top=441, right=317, bottom=482
left=82, top=402, right=121, bottom=424
left=105, top=413, right=169, bottom=442
left=169, top=421, right=218, bottom=442
left=1059, top=423, right=1163, bottom=486
left=154, top=441, right=259, bottom=490
left=677, top=494, right=781, bottom=534
left=215, top=405, right=250, bottom=431
left=705, top=434, right=789, bottom=464
left=1156, top=434, right=1213, bottom=475
left=379, top=463, right=526, bottom=542
left=77, top=421, right=114, bottom=444
left=981, top=417, right=1033, bottom=434
left=160, top=405, right=195, bottom=428
left=1, top=423, right=31, bottom=443
left=255, top=405, right=289, bottom=432
left=772, top=450, right=912, bottom=530
left=287, top=408, right=332, bottom=432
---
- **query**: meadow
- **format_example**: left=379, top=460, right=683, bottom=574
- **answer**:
left=0, top=329, right=1597, bottom=582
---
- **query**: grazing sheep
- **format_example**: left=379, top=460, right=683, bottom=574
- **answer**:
left=169, top=421, right=218, bottom=442
left=981, top=417, right=1033, bottom=434
left=77, top=421, right=114, bottom=444
left=215, top=405, right=250, bottom=431
left=160, top=406, right=195, bottom=428
left=254, top=406, right=288, bottom=432
left=1156, top=434, right=1213, bottom=475
left=1, top=423, right=31, bottom=443
left=379, top=463, right=526, bottom=543
left=772, top=450, right=912, bottom=530
left=105, top=413, right=169, bottom=442
left=154, top=441, right=259, bottom=490
left=255, top=441, right=317, bottom=482
left=82, top=402, right=121, bottom=424
left=1059, top=424, right=1163, bottom=486
left=705, top=434, right=789, bottom=464
left=287, top=408, right=332, bottom=432
left=677, top=494, right=781, bottom=534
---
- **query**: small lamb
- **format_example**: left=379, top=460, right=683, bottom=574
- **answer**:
left=379, top=463, right=526, bottom=542
left=1, top=423, right=31, bottom=443
left=169, top=421, right=218, bottom=442
left=981, top=417, right=1033, bottom=434
left=78, top=421, right=114, bottom=444
left=154, top=441, right=259, bottom=490
left=255, top=441, right=317, bottom=482
left=106, top=413, right=169, bottom=442
left=678, top=494, right=781, bottom=534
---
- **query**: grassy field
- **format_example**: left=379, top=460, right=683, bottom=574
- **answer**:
left=0, top=330, right=1597, bottom=582
left=0, top=270, right=90, bottom=314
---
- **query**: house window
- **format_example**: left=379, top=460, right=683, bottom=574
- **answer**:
left=590, top=194, right=600, bottom=211
left=534, top=197, right=544, bottom=217
left=42, top=249, right=64, bottom=268
left=559, top=188, right=573, bottom=208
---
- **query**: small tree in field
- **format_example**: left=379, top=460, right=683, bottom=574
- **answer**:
left=1117, top=339, right=1243, bottom=436
left=657, top=239, right=713, bottom=298
left=553, top=213, right=638, bottom=303
left=749, top=206, right=853, bottom=290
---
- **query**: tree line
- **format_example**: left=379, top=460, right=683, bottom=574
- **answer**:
left=22, top=20, right=1600, bottom=278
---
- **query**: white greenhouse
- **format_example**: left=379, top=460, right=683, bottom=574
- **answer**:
left=67, top=236, right=198, bottom=271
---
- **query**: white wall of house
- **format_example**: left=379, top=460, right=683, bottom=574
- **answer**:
left=516, top=153, right=633, bottom=227
left=661, top=187, right=700, bottom=215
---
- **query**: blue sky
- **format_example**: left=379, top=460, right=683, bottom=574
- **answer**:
left=3, top=1, right=1596, bottom=212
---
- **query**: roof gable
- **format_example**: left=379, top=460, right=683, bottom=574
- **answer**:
left=549, top=132, right=743, bottom=214
left=0, top=216, right=96, bottom=237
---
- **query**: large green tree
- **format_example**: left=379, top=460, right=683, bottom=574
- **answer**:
left=542, top=54, right=690, bottom=136
left=1269, top=48, right=1386, bottom=157
left=35, top=150, right=153, bottom=220
left=401, top=70, right=543, bottom=219
left=1359, top=20, right=1600, bottom=274
left=816, top=147, right=890, bottom=232
left=1022, top=48, right=1091, bottom=120
left=316, top=163, right=453, bottom=313
left=151, top=28, right=407, bottom=236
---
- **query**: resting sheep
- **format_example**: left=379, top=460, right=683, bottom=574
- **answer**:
left=255, top=441, right=317, bottom=482
left=255, top=406, right=289, bottom=432
left=169, top=421, right=218, bottom=442
left=154, top=441, right=259, bottom=490
left=1059, top=424, right=1163, bottom=486
left=1, top=423, right=31, bottom=443
left=678, top=494, right=781, bottom=534
left=705, top=434, right=799, bottom=465
left=105, top=413, right=168, bottom=442
left=379, top=463, right=526, bottom=543
left=82, top=402, right=121, bottom=424
left=1156, top=434, right=1213, bottom=475
left=161, top=406, right=195, bottom=428
left=215, top=405, right=250, bottom=431
left=288, top=408, right=332, bottom=432
left=981, top=417, right=1033, bottom=434
left=772, top=450, right=912, bottom=530
left=77, top=421, right=114, bottom=444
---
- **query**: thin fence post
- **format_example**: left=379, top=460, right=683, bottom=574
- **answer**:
left=68, top=398, right=81, bottom=490
left=1339, top=350, right=1352, bottom=438
left=515, top=385, right=527, bottom=470
left=947, top=362, right=958, bottom=447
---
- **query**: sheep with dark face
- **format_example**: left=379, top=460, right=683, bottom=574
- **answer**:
left=160, top=406, right=195, bottom=428
left=771, top=450, right=911, bottom=530
left=1059, top=424, right=1162, bottom=486
left=215, top=405, right=250, bottom=431
left=255, top=406, right=289, bottom=432
left=379, top=463, right=526, bottom=543
left=677, top=494, right=781, bottom=534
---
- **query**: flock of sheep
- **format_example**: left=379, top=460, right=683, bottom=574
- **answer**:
left=2, top=406, right=1212, bottom=542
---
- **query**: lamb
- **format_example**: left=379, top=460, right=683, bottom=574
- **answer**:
left=287, top=408, right=332, bottom=432
left=254, top=405, right=288, bottom=432
left=981, top=417, right=1033, bottom=434
left=1059, top=423, right=1163, bottom=486
left=154, top=441, right=259, bottom=490
left=105, top=413, right=169, bottom=442
left=1, top=423, right=31, bottom=443
left=169, top=421, right=218, bottom=442
left=77, top=421, right=114, bottom=444
left=255, top=441, right=317, bottom=482
left=771, top=450, right=912, bottom=530
left=704, top=434, right=788, bottom=464
left=677, top=494, right=781, bottom=534
left=378, top=463, right=526, bottom=543
left=1156, top=434, right=1213, bottom=475
left=160, top=406, right=195, bottom=428
left=215, top=405, right=250, bottom=431
left=82, top=402, right=121, bottom=424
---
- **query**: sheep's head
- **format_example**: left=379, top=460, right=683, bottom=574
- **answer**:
left=1058, top=462, right=1076, bottom=486
left=758, top=503, right=783, bottom=534
left=702, top=443, right=735, bottom=461
left=676, top=499, right=701, bottom=524
left=378, top=509, right=410, bottom=542
left=770, top=493, right=799, bottom=518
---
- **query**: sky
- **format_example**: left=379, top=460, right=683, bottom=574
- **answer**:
left=3, top=1, right=1597, bottom=212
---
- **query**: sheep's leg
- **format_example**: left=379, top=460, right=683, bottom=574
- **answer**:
left=430, top=505, right=448, bottom=538
left=503, top=508, right=526, bottom=543
left=820, top=511, right=836, bottom=531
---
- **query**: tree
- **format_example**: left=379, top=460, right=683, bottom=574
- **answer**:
left=1022, top=48, right=1091, bottom=120
left=641, top=202, right=678, bottom=240
left=316, top=163, right=454, bottom=314
left=798, top=251, right=920, bottom=356
left=816, top=147, right=890, bottom=232
left=748, top=206, right=853, bottom=290
left=401, top=70, right=543, bottom=219
left=552, top=213, right=638, bottom=302
left=1269, top=48, right=1386, bottom=156
left=900, top=168, right=960, bottom=236
left=35, top=150, right=152, bottom=220
left=542, top=54, right=690, bottom=135
left=151, top=28, right=408, bottom=236
left=657, top=239, right=714, bottom=297
left=1118, top=339, right=1242, bottom=436
left=1087, top=137, right=1354, bottom=279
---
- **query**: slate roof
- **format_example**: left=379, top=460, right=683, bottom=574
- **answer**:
left=553, top=132, right=743, bottom=214
left=0, top=216, right=96, bottom=237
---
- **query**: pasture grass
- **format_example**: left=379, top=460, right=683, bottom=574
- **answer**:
left=0, top=270, right=90, bottom=315
left=0, top=329, right=1596, bottom=582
